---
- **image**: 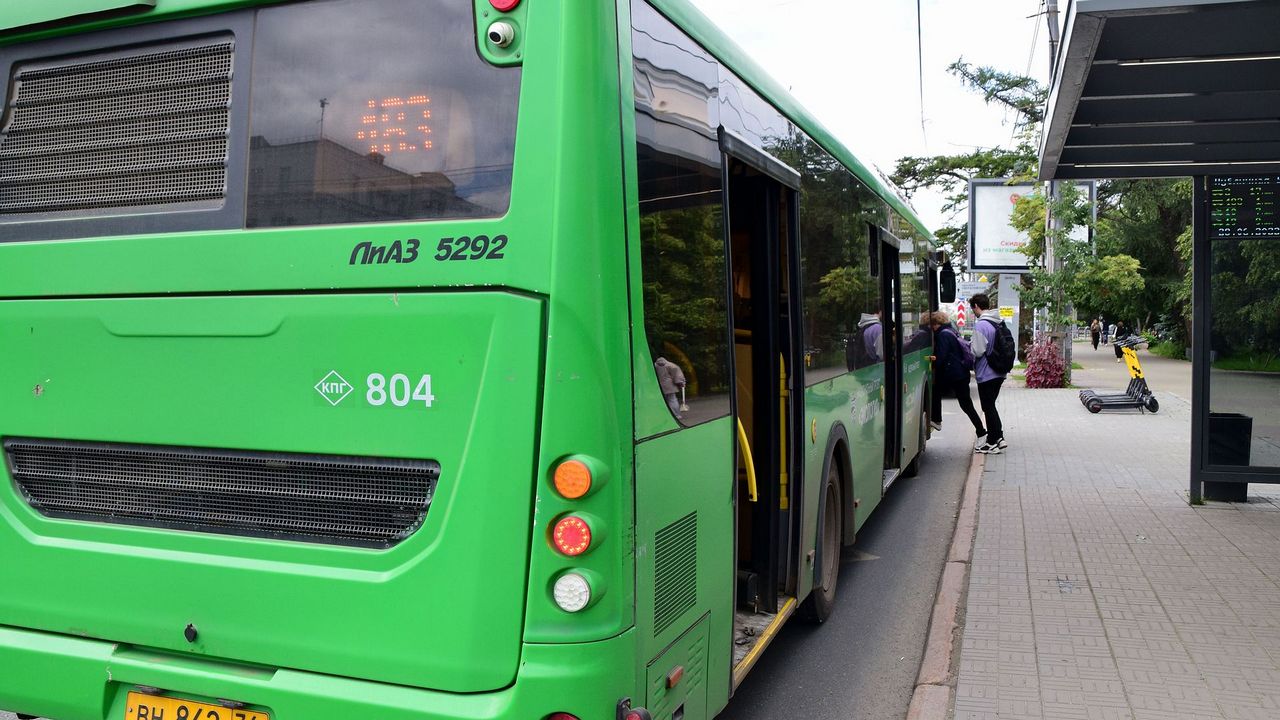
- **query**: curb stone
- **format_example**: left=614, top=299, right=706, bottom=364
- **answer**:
left=906, top=450, right=985, bottom=720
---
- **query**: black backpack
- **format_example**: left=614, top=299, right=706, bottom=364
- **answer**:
left=982, top=317, right=1016, bottom=375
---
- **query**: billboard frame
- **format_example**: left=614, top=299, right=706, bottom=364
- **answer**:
left=968, top=178, right=1033, bottom=274
left=966, top=178, right=1096, bottom=274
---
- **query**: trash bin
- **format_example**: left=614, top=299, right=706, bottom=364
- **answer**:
left=1205, top=412, right=1253, bottom=501
left=1208, top=412, right=1253, bottom=466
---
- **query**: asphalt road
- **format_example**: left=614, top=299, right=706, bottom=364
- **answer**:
left=2, top=424, right=971, bottom=720
left=719, top=415, right=972, bottom=720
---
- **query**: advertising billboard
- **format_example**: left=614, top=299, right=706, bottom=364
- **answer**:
left=968, top=179, right=1094, bottom=273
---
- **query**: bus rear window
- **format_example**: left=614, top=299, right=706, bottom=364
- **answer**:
left=246, top=0, right=520, bottom=228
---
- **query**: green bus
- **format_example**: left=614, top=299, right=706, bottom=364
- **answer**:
left=0, top=0, right=936, bottom=718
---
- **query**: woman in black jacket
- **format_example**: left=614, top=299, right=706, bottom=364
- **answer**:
left=1113, top=321, right=1130, bottom=361
left=929, top=311, right=987, bottom=439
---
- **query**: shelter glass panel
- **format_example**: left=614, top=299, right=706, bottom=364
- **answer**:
left=1206, top=233, right=1280, bottom=469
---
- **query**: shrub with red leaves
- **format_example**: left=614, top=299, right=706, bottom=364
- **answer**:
left=1025, top=336, right=1066, bottom=388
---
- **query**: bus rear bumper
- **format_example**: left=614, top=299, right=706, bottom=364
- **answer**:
left=0, top=624, right=637, bottom=720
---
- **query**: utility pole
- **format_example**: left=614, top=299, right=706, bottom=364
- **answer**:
left=1043, top=1, right=1073, bottom=382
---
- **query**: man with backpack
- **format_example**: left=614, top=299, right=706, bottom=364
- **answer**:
left=969, top=293, right=1014, bottom=455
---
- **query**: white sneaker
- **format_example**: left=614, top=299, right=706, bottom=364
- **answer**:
left=997, top=439, right=1008, bottom=450
left=975, top=442, right=1002, bottom=455
left=930, top=420, right=942, bottom=431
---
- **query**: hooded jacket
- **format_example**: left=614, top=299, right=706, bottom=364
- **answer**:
left=970, top=309, right=1007, bottom=383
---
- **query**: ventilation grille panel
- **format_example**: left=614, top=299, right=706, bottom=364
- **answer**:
left=654, top=511, right=698, bottom=635
left=5, top=438, right=438, bottom=548
left=0, top=38, right=233, bottom=216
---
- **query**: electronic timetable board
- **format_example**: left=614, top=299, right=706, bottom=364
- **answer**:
left=1209, top=175, right=1280, bottom=239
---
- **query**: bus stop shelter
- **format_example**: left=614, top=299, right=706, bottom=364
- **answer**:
left=1038, top=0, right=1280, bottom=502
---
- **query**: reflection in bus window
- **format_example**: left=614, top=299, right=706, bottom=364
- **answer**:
left=781, top=134, right=888, bottom=382
left=634, top=0, right=731, bottom=426
left=246, top=0, right=520, bottom=227
left=893, top=210, right=933, bottom=354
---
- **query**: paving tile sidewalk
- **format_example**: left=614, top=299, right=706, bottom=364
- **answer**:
left=952, top=384, right=1280, bottom=720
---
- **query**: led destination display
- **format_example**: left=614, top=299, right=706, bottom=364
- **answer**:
left=1210, top=175, right=1280, bottom=239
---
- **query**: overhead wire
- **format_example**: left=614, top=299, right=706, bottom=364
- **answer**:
left=1010, top=0, right=1046, bottom=146
left=916, top=0, right=927, bottom=146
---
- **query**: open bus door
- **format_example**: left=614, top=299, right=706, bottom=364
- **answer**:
left=878, top=227, right=905, bottom=487
left=721, top=130, right=804, bottom=686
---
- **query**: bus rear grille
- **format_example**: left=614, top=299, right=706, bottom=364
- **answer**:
left=653, top=511, right=698, bottom=635
left=4, top=438, right=438, bottom=548
left=0, top=37, right=233, bottom=216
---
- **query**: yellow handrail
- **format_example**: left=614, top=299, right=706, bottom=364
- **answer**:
left=737, top=418, right=758, bottom=503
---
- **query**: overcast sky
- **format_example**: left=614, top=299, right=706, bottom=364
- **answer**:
left=688, top=0, right=1051, bottom=233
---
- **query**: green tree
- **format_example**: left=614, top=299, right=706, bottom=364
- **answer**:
left=891, top=61, right=1045, bottom=267
left=1092, top=179, right=1192, bottom=340
left=1009, top=184, right=1145, bottom=327
left=892, top=61, right=1193, bottom=347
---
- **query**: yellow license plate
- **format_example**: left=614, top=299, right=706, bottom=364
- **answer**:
left=126, top=692, right=269, bottom=720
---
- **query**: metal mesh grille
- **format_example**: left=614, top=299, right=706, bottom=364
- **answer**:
left=5, top=438, right=439, bottom=548
left=654, top=511, right=698, bottom=635
left=0, top=37, right=233, bottom=216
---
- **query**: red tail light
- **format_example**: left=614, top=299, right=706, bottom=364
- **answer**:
left=490, top=0, right=521, bottom=11
left=551, top=515, right=592, bottom=556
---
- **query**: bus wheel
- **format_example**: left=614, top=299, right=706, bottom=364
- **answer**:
left=800, top=462, right=843, bottom=624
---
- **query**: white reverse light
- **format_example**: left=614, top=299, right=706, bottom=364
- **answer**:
left=553, top=572, right=592, bottom=613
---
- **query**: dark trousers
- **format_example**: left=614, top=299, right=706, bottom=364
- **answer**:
left=977, top=378, right=1005, bottom=443
left=1115, top=343, right=1124, bottom=359
left=1091, top=331, right=1100, bottom=350
left=933, top=377, right=987, bottom=436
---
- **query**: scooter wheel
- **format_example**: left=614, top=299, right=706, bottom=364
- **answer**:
left=1087, top=400, right=1103, bottom=414
left=1145, top=396, right=1160, bottom=413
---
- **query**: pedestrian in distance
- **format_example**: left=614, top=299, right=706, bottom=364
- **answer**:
left=1113, top=320, right=1129, bottom=362
left=1101, top=317, right=1109, bottom=344
left=969, top=293, right=1014, bottom=455
left=928, top=311, right=986, bottom=439
left=1090, top=318, right=1101, bottom=350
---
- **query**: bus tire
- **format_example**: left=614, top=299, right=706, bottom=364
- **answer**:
left=799, top=462, right=843, bottom=624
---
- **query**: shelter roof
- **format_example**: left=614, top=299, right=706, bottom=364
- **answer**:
left=1039, top=0, right=1280, bottom=179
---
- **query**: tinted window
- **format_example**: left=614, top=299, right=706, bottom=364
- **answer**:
left=791, top=137, right=888, bottom=381
left=893, top=211, right=932, bottom=354
left=1207, top=235, right=1280, bottom=468
left=247, top=0, right=520, bottom=227
left=634, top=0, right=731, bottom=425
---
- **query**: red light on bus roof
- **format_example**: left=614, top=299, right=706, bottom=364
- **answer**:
left=551, top=516, right=592, bottom=556
left=490, top=0, right=521, bottom=11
